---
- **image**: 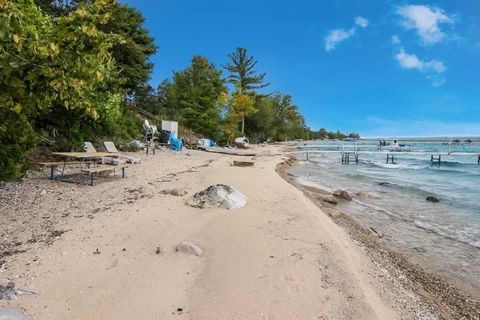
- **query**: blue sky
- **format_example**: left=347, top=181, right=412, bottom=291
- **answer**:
left=122, top=0, right=480, bottom=137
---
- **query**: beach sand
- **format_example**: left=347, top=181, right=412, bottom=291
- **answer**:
left=0, top=146, right=441, bottom=319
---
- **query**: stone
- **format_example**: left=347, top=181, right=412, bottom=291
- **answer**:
left=160, top=189, right=172, bottom=195
left=0, top=282, right=36, bottom=301
left=185, top=184, right=247, bottom=209
left=356, top=191, right=381, bottom=199
left=0, top=307, right=29, bottom=320
left=333, top=190, right=352, bottom=201
left=320, top=196, right=338, bottom=205
left=176, top=241, right=202, bottom=256
left=426, top=196, right=439, bottom=203
left=171, top=188, right=188, bottom=196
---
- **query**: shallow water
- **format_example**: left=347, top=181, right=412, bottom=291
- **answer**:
left=291, top=139, right=480, bottom=297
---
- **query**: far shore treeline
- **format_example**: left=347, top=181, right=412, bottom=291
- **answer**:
left=0, top=0, right=358, bottom=181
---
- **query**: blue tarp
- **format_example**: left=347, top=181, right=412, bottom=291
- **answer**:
left=168, top=132, right=183, bottom=151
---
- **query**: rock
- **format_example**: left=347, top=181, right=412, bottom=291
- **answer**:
left=333, top=190, right=352, bottom=201
left=0, top=307, right=29, bottom=320
left=171, top=188, right=188, bottom=196
left=426, top=196, right=439, bottom=203
left=320, top=196, right=337, bottom=205
left=0, top=282, right=36, bottom=301
left=176, top=241, right=202, bottom=256
left=185, top=184, right=247, bottom=209
left=356, top=191, right=381, bottom=199
left=160, top=189, right=172, bottom=195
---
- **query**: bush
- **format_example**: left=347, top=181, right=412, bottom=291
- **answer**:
left=0, top=110, right=37, bottom=181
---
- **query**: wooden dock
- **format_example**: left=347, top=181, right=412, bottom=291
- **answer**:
left=288, top=150, right=480, bottom=165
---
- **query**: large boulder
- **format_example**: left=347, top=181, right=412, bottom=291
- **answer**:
left=185, top=184, right=247, bottom=209
left=333, top=189, right=352, bottom=201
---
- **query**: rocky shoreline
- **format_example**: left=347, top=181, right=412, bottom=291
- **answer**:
left=277, top=157, right=480, bottom=320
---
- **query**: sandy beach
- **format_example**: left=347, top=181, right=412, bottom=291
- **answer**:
left=0, top=146, right=458, bottom=319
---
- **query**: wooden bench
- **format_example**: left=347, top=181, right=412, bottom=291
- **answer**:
left=81, top=164, right=128, bottom=186
left=39, top=161, right=95, bottom=180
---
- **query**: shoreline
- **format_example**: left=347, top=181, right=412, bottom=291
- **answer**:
left=0, top=145, right=476, bottom=319
left=276, top=156, right=480, bottom=319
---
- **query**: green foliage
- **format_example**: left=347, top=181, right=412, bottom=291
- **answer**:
left=97, top=3, right=157, bottom=94
left=308, top=128, right=360, bottom=140
left=0, top=0, right=149, bottom=180
left=221, top=91, right=256, bottom=143
left=0, top=110, right=37, bottom=181
left=165, top=56, right=227, bottom=140
left=223, top=47, right=270, bottom=92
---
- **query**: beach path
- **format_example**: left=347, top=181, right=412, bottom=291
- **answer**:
left=1, top=149, right=403, bottom=319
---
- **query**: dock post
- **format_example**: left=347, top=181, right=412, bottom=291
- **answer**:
left=306, top=152, right=309, bottom=161
left=355, top=154, right=359, bottom=164
left=478, top=155, right=479, bottom=165
left=386, top=154, right=394, bottom=164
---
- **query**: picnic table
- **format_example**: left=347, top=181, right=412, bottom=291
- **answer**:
left=42, top=152, right=126, bottom=185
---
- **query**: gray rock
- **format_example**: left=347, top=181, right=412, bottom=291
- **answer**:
left=333, top=190, right=352, bottom=201
left=426, top=196, right=439, bottom=203
left=0, top=307, right=29, bottom=320
left=0, top=282, right=37, bottom=301
left=160, top=189, right=172, bottom=195
left=185, top=184, right=247, bottom=209
left=176, top=241, right=202, bottom=256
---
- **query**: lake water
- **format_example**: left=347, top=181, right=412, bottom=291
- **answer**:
left=290, top=138, right=480, bottom=297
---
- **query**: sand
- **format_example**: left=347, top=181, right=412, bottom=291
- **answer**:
left=0, top=146, right=438, bottom=319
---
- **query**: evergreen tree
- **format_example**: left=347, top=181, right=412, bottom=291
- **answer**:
left=223, top=47, right=270, bottom=133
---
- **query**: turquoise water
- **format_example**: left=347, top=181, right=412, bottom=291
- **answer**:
left=292, top=138, right=480, bottom=297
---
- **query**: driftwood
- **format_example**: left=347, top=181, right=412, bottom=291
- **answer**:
left=200, top=147, right=257, bottom=156
left=233, top=161, right=254, bottom=167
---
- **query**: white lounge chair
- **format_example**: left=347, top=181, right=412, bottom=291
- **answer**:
left=104, top=141, right=141, bottom=164
left=84, top=141, right=122, bottom=165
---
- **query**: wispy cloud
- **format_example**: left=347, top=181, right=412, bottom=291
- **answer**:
left=395, top=47, right=446, bottom=73
left=354, top=16, right=369, bottom=28
left=325, top=28, right=356, bottom=51
left=391, top=35, right=401, bottom=45
left=395, top=47, right=446, bottom=86
left=325, top=16, right=369, bottom=51
left=396, top=5, right=454, bottom=45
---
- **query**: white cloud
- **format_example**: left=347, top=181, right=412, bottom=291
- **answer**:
left=354, top=16, right=369, bottom=28
left=395, top=47, right=446, bottom=73
left=325, top=16, right=369, bottom=51
left=325, top=28, right=355, bottom=51
left=397, top=5, right=453, bottom=45
left=391, top=35, right=401, bottom=45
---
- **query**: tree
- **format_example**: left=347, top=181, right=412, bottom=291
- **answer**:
left=221, top=91, right=256, bottom=144
left=223, top=47, right=270, bottom=133
left=166, top=56, right=227, bottom=139
left=0, top=0, right=129, bottom=179
left=34, top=0, right=157, bottom=94
left=97, top=3, right=157, bottom=94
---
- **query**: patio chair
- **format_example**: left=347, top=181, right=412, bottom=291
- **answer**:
left=104, top=141, right=141, bottom=164
left=84, top=141, right=122, bottom=165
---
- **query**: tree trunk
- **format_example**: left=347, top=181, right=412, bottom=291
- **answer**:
left=241, top=116, right=245, bottom=134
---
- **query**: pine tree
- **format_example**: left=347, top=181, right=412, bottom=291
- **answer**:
left=223, top=47, right=270, bottom=133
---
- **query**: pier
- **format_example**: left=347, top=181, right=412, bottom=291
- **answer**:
left=293, top=148, right=480, bottom=165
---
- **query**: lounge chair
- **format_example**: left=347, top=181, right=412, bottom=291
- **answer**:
left=104, top=141, right=141, bottom=164
left=84, top=141, right=122, bottom=165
